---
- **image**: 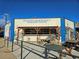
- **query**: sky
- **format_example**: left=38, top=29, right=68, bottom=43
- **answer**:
left=0, top=0, right=79, bottom=41
left=0, top=0, right=79, bottom=22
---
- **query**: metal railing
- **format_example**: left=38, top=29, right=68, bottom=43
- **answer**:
left=18, top=40, right=59, bottom=59
left=12, top=40, right=79, bottom=59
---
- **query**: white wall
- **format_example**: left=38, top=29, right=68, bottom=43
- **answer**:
left=65, top=19, right=74, bottom=29
left=23, top=35, right=50, bottom=41
left=4, top=23, right=11, bottom=37
left=14, top=18, right=61, bottom=30
left=14, top=18, right=61, bottom=41
left=65, top=19, right=75, bottom=40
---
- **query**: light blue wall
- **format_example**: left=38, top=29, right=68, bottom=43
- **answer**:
left=9, top=19, right=14, bottom=41
left=60, top=18, right=66, bottom=43
left=60, top=18, right=75, bottom=43
left=9, top=18, right=75, bottom=43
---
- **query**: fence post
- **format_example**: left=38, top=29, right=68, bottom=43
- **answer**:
left=7, top=38, right=9, bottom=48
left=73, top=56, right=76, bottom=59
left=59, top=53, right=62, bottom=59
left=12, top=40, right=14, bottom=52
left=45, top=48, right=48, bottom=59
left=59, top=50, right=62, bottom=59
left=21, top=40, right=23, bottom=59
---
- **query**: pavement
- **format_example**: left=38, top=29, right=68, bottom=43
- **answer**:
left=0, top=38, right=17, bottom=59
left=12, top=41, right=79, bottom=59
left=0, top=38, right=79, bottom=59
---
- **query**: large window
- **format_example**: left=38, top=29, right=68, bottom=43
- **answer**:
left=23, top=27, right=57, bottom=34
left=38, top=28, right=49, bottom=34
left=24, top=28, right=36, bottom=34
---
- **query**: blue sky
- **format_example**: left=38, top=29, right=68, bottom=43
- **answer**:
left=0, top=0, right=79, bottom=22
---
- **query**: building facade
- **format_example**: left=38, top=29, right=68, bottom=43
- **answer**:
left=12, top=18, right=75, bottom=44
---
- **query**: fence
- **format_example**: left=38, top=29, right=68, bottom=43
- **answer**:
left=11, top=40, right=79, bottom=59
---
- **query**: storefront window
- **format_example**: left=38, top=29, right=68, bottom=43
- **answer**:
left=24, top=28, right=36, bottom=34
left=23, top=27, right=57, bottom=35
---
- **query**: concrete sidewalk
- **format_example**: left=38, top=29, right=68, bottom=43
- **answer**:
left=0, top=38, right=17, bottom=59
left=12, top=41, right=79, bottom=59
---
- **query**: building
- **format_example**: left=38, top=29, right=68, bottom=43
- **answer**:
left=10, top=18, right=75, bottom=44
left=75, top=22, right=79, bottom=40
